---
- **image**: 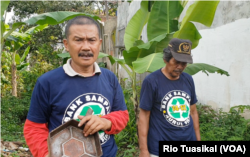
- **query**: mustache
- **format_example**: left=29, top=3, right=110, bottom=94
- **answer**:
left=78, top=51, right=94, bottom=57
left=174, top=69, right=182, bottom=73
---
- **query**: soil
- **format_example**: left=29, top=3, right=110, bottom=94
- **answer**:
left=1, top=140, right=33, bottom=157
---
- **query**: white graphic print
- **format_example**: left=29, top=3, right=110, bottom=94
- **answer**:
left=62, top=93, right=111, bottom=145
left=161, top=90, right=191, bottom=127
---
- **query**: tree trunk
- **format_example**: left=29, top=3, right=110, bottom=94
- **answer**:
left=11, top=52, right=17, bottom=97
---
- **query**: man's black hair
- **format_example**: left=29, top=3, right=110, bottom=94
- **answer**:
left=163, top=48, right=173, bottom=62
left=65, top=16, right=101, bottom=39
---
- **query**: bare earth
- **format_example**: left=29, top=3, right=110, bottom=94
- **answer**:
left=1, top=140, right=33, bottom=157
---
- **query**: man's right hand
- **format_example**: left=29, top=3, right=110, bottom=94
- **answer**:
left=139, top=150, right=150, bottom=157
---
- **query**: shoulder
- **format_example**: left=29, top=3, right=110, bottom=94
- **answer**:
left=100, top=68, right=118, bottom=79
left=37, top=67, right=64, bottom=84
left=144, top=69, right=161, bottom=82
left=181, top=72, right=193, bottom=80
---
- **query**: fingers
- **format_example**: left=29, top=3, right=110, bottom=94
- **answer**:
left=77, top=115, right=91, bottom=127
left=83, top=119, right=99, bottom=136
left=77, top=115, right=105, bottom=136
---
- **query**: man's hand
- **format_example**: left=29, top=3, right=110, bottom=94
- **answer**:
left=139, top=150, right=150, bottom=157
left=77, top=115, right=112, bottom=136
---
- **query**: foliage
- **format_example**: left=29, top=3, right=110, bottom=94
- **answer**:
left=1, top=50, right=12, bottom=97
left=197, top=104, right=250, bottom=141
left=123, top=0, right=227, bottom=75
left=1, top=96, right=30, bottom=142
left=115, top=79, right=139, bottom=157
left=7, top=1, right=95, bottom=22
left=18, top=51, right=57, bottom=97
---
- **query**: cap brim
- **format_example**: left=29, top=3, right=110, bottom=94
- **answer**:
left=171, top=51, right=193, bottom=64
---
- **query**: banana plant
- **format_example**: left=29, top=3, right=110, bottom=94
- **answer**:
left=98, top=0, right=229, bottom=122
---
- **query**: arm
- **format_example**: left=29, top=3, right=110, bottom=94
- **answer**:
left=78, top=110, right=129, bottom=136
left=138, top=108, right=151, bottom=157
left=190, top=104, right=201, bottom=141
left=23, top=119, right=49, bottom=157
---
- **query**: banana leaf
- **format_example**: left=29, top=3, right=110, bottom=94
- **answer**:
left=24, top=11, right=100, bottom=25
left=184, top=63, right=229, bottom=76
left=124, top=1, right=150, bottom=50
left=1, top=0, right=9, bottom=17
left=174, top=1, right=220, bottom=49
left=147, top=1, right=183, bottom=40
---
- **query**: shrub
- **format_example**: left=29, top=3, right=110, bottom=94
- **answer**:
left=1, top=96, right=31, bottom=142
left=197, top=104, right=250, bottom=141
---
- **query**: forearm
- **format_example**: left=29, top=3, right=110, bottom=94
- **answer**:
left=101, top=110, right=129, bottom=134
left=138, top=109, right=150, bottom=151
left=23, top=119, right=49, bottom=157
left=192, top=113, right=201, bottom=141
left=190, top=105, right=201, bottom=141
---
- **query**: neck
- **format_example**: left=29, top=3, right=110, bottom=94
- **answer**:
left=161, top=66, right=179, bottom=80
left=70, top=61, right=95, bottom=77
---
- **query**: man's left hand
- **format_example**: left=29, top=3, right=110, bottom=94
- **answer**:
left=77, top=115, right=112, bottom=136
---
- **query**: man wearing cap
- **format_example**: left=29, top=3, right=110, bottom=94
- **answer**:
left=138, top=38, right=200, bottom=157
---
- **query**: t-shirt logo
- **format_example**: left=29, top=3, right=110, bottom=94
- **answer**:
left=62, top=93, right=111, bottom=145
left=161, top=90, right=191, bottom=127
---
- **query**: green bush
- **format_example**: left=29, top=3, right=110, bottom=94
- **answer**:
left=197, top=104, right=250, bottom=141
left=115, top=79, right=139, bottom=157
left=1, top=96, right=31, bottom=142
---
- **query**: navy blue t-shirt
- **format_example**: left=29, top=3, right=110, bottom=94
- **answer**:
left=140, top=69, right=198, bottom=155
left=27, top=67, right=127, bottom=157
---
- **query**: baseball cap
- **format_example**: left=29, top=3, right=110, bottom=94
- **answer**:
left=167, top=38, right=193, bottom=64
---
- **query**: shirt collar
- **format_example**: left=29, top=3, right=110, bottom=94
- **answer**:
left=63, top=58, right=101, bottom=77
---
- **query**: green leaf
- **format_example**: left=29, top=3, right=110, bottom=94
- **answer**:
left=10, top=32, right=31, bottom=42
left=25, top=24, right=49, bottom=35
left=124, top=33, right=167, bottom=66
left=15, top=54, right=21, bottom=65
left=98, top=52, right=109, bottom=58
left=24, top=11, right=100, bottom=25
left=132, top=53, right=165, bottom=73
left=124, top=1, right=150, bottom=50
left=14, top=42, right=23, bottom=51
left=147, top=1, right=183, bottom=41
left=98, top=52, right=116, bottom=65
left=57, top=52, right=71, bottom=58
left=184, top=63, right=229, bottom=76
left=20, top=46, right=30, bottom=62
left=125, top=33, right=173, bottom=72
left=6, top=35, right=19, bottom=42
left=1, top=0, right=10, bottom=17
left=2, top=22, right=26, bottom=40
left=174, top=1, right=219, bottom=49
left=17, top=63, right=29, bottom=71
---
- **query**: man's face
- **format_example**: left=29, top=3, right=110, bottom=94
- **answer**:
left=63, top=24, right=102, bottom=69
left=165, top=57, right=187, bottom=80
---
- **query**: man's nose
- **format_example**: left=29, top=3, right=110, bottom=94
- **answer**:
left=81, top=41, right=90, bottom=51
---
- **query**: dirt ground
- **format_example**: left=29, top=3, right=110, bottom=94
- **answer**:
left=1, top=140, right=33, bottom=157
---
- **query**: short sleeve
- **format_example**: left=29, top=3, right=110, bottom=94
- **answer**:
left=190, top=76, right=198, bottom=105
left=27, top=80, right=51, bottom=123
left=139, top=78, right=155, bottom=111
left=111, top=75, right=127, bottom=112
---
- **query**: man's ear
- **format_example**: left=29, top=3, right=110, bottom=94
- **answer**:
left=63, top=39, right=69, bottom=51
